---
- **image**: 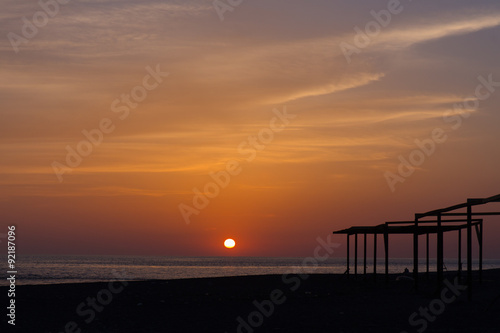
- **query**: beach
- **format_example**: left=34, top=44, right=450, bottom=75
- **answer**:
left=3, top=269, right=500, bottom=332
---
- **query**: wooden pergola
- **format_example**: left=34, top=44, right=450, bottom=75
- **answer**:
left=332, top=193, right=500, bottom=299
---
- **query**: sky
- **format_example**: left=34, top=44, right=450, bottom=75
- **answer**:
left=1, top=0, right=500, bottom=258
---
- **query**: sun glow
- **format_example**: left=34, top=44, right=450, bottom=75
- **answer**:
left=224, top=238, right=236, bottom=249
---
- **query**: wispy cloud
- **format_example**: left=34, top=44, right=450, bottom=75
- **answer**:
left=379, top=13, right=500, bottom=49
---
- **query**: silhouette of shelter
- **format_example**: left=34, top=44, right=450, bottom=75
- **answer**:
left=332, top=193, right=500, bottom=299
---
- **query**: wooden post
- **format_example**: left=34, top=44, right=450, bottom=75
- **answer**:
left=458, top=229, right=462, bottom=279
left=346, top=234, right=350, bottom=279
left=467, top=202, right=472, bottom=301
left=426, top=233, right=430, bottom=280
left=480, top=221, right=483, bottom=284
left=384, top=227, right=389, bottom=282
left=437, top=213, right=443, bottom=291
left=355, top=233, right=358, bottom=278
left=413, top=216, right=419, bottom=291
left=475, top=221, right=483, bottom=284
left=373, top=233, right=377, bottom=281
left=363, top=233, right=367, bottom=277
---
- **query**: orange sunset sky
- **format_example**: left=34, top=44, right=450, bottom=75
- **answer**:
left=1, top=0, right=500, bottom=258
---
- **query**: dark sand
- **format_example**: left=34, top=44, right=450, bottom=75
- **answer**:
left=3, top=269, right=500, bottom=332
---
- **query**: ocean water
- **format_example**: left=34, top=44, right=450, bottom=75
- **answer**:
left=2, top=255, right=500, bottom=285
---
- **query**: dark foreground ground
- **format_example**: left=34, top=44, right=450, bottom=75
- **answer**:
left=2, top=269, right=500, bottom=333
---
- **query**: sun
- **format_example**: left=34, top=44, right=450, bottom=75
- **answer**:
left=224, top=238, right=236, bottom=249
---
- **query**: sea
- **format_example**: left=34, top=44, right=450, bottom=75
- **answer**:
left=2, top=256, right=500, bottom=286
